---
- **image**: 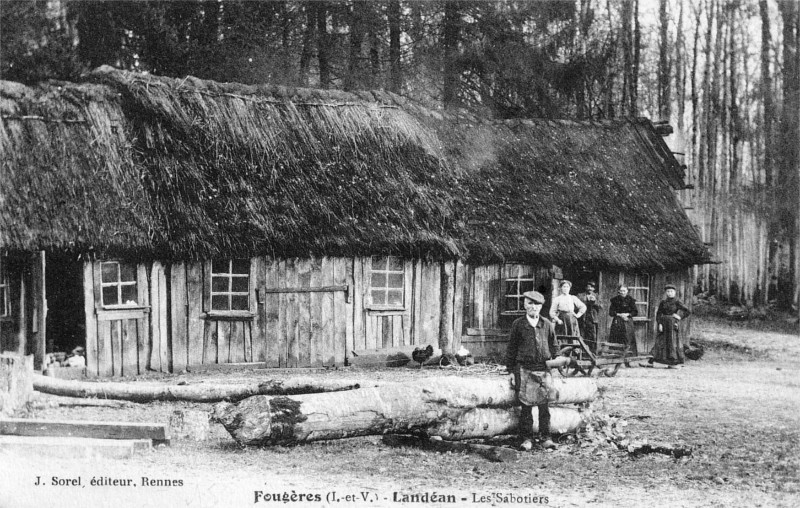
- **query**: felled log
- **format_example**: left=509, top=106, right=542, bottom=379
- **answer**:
left=213, top=377, right=596, bottom=445
left=423, top=406, right=585, bottom=439
left=382, top=435, right=519, bottom=463
left=32, top=374, right=361, bottom=403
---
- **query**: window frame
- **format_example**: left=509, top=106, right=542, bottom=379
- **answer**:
left=209, top=259, right=251, bottom=313
left=501, top=264, right=536, bottom=316
left=367, top=256, right=407, bottom=311
left=99, top=261, right=140, bottom=309
left=623, top=273, right=651, bottom=321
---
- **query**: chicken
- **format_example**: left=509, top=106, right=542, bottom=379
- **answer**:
left=411, top=344, right=434, bottom=368
left=455, top=346, right=474, bottom=366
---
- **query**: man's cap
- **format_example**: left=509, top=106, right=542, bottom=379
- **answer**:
left=665, top=284, right=677, bottom=290
left=586, top=281, right=597, bottom=288
left=522, top=291, right=545, bottom=304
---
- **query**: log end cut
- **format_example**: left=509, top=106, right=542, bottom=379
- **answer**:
left=212, top=396, right=308, bottom=446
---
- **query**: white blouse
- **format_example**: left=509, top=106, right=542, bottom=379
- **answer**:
left=549, top=294, right=587, bottom=320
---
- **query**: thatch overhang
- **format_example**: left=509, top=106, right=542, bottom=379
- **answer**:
left=1, top=67, right=710, bottom=270
left=432, top=117, right=711, bottom=270
left=1, top=68, right=463, bottom=261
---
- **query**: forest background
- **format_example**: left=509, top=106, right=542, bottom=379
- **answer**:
left=1, top=0, right=798, bottom=314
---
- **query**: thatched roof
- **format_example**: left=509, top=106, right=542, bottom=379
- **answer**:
left=433, top=117, right=710, bottom=269
left=0, top=68, right=710, bottom=269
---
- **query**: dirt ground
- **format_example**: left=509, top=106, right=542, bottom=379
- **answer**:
left=1, top=318, right=798, bottom=508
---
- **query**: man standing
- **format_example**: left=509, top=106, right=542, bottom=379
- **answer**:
left=505, top=290, right=570, bottom=451
left=579, top=282, right=602, bottom=354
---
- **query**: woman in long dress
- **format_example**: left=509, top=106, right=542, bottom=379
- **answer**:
left=549, top=280, right=586, bottom=337
left=608, top=285, right=638, bottom=354
left=650, top=284, right=691, bottom=368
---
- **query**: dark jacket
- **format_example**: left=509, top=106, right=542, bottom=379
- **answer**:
left=609, top=295, right=639, bottom=318
left=505, top=315, right=559, bottom=371
left=656, top=298, right=690, bottom=320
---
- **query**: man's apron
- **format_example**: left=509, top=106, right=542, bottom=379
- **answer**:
left=517, top=367, right=556, bottom=406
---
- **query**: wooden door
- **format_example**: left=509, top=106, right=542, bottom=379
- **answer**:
left=86, top=261, right=150, bottom=377
left=259, top=257, right=349, bottom=367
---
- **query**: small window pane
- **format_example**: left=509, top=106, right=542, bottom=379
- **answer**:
left=388, top=257, right=403, bottom=271
left=371, top=290, right=386, bottom=305
left=232, top=259, right=249, bottom=274
left=212, top=295, right=229, bottom=311
left=371, top=273, right=386, bottom=288
left=119, top=264, right=136, bottom=282
left=387, top=273, right=404, bottom=288
left=102, top=287, right=119, bottom=306
left=519, top=281, right=534, bottom=294
left=0, top=291, right=5, bottom=314
left=231, top=295, right=249, bottom=310
left=506, top=281, right=518, bottom=295
left=387, top=289, right=403, bottom=306
left=231, top=276, right=249, bottom=293
left=212, top=260, right=229, bottom=273
left=101, top=263, right=118, bottom=283
left=121, top=284, right=137, bottom=305
left=212, top=276, right=229, bottom=292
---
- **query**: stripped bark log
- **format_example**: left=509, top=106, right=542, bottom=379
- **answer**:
left=32, top=374, right=361, bottom=403
left=212, top=377, right=596, bottom=445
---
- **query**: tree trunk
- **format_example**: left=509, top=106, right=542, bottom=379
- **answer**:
left=299, top=2, right=316, bottom=86
left=316, top=1, right=330, bottom=88
left=32, top=374, right=361, bottom=403
left=388, top=0, right=402, bottom=93
left=345, top=0, right=365, bottom=91
left=658, top=0, right=671, bottom=121
left=442, top=1, right=461, bottom=108
left=212, top=377, right=598, bottom=445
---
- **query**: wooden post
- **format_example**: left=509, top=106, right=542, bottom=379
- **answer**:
left=0, top=354, right=33, bottom=417
left=439, top=260, right=455, bottom=356
left=32, top=252, right=46, bottom=370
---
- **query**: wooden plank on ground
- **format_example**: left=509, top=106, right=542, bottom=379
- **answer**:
left=83, top=262, right=99, bottom=376
left=186, top=263, right=204, bottom=368
left=170, top=263, right=188, bottom=373
left=0, top=418, right=169, bottom=443
left=0, top=435, right=152, bottom=459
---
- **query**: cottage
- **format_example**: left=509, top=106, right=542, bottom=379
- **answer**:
left=0, top=68, right=709, bottom=377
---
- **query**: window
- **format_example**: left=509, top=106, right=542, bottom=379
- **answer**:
left=211, top=259, right=250, bottom=311
left=369, top=256, right=405, bottom=307
left=100, top=261, right=138, bottom=307
left=503, top=264, right=535, bottom=315
left=0, top=259, right=9, bottom=317
left=624, top=273, right=650, bottom=318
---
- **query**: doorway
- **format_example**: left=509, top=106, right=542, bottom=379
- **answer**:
left=45, top=253, right=85, bottom=354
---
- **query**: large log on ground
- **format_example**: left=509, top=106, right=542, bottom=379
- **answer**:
left=1, top=354, right=33, bottom=417
left=32, top=374, right=361, bottom=403
left=212, top=377, right=596, bottom=445
left=423, top=407, right=586, bottom=439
